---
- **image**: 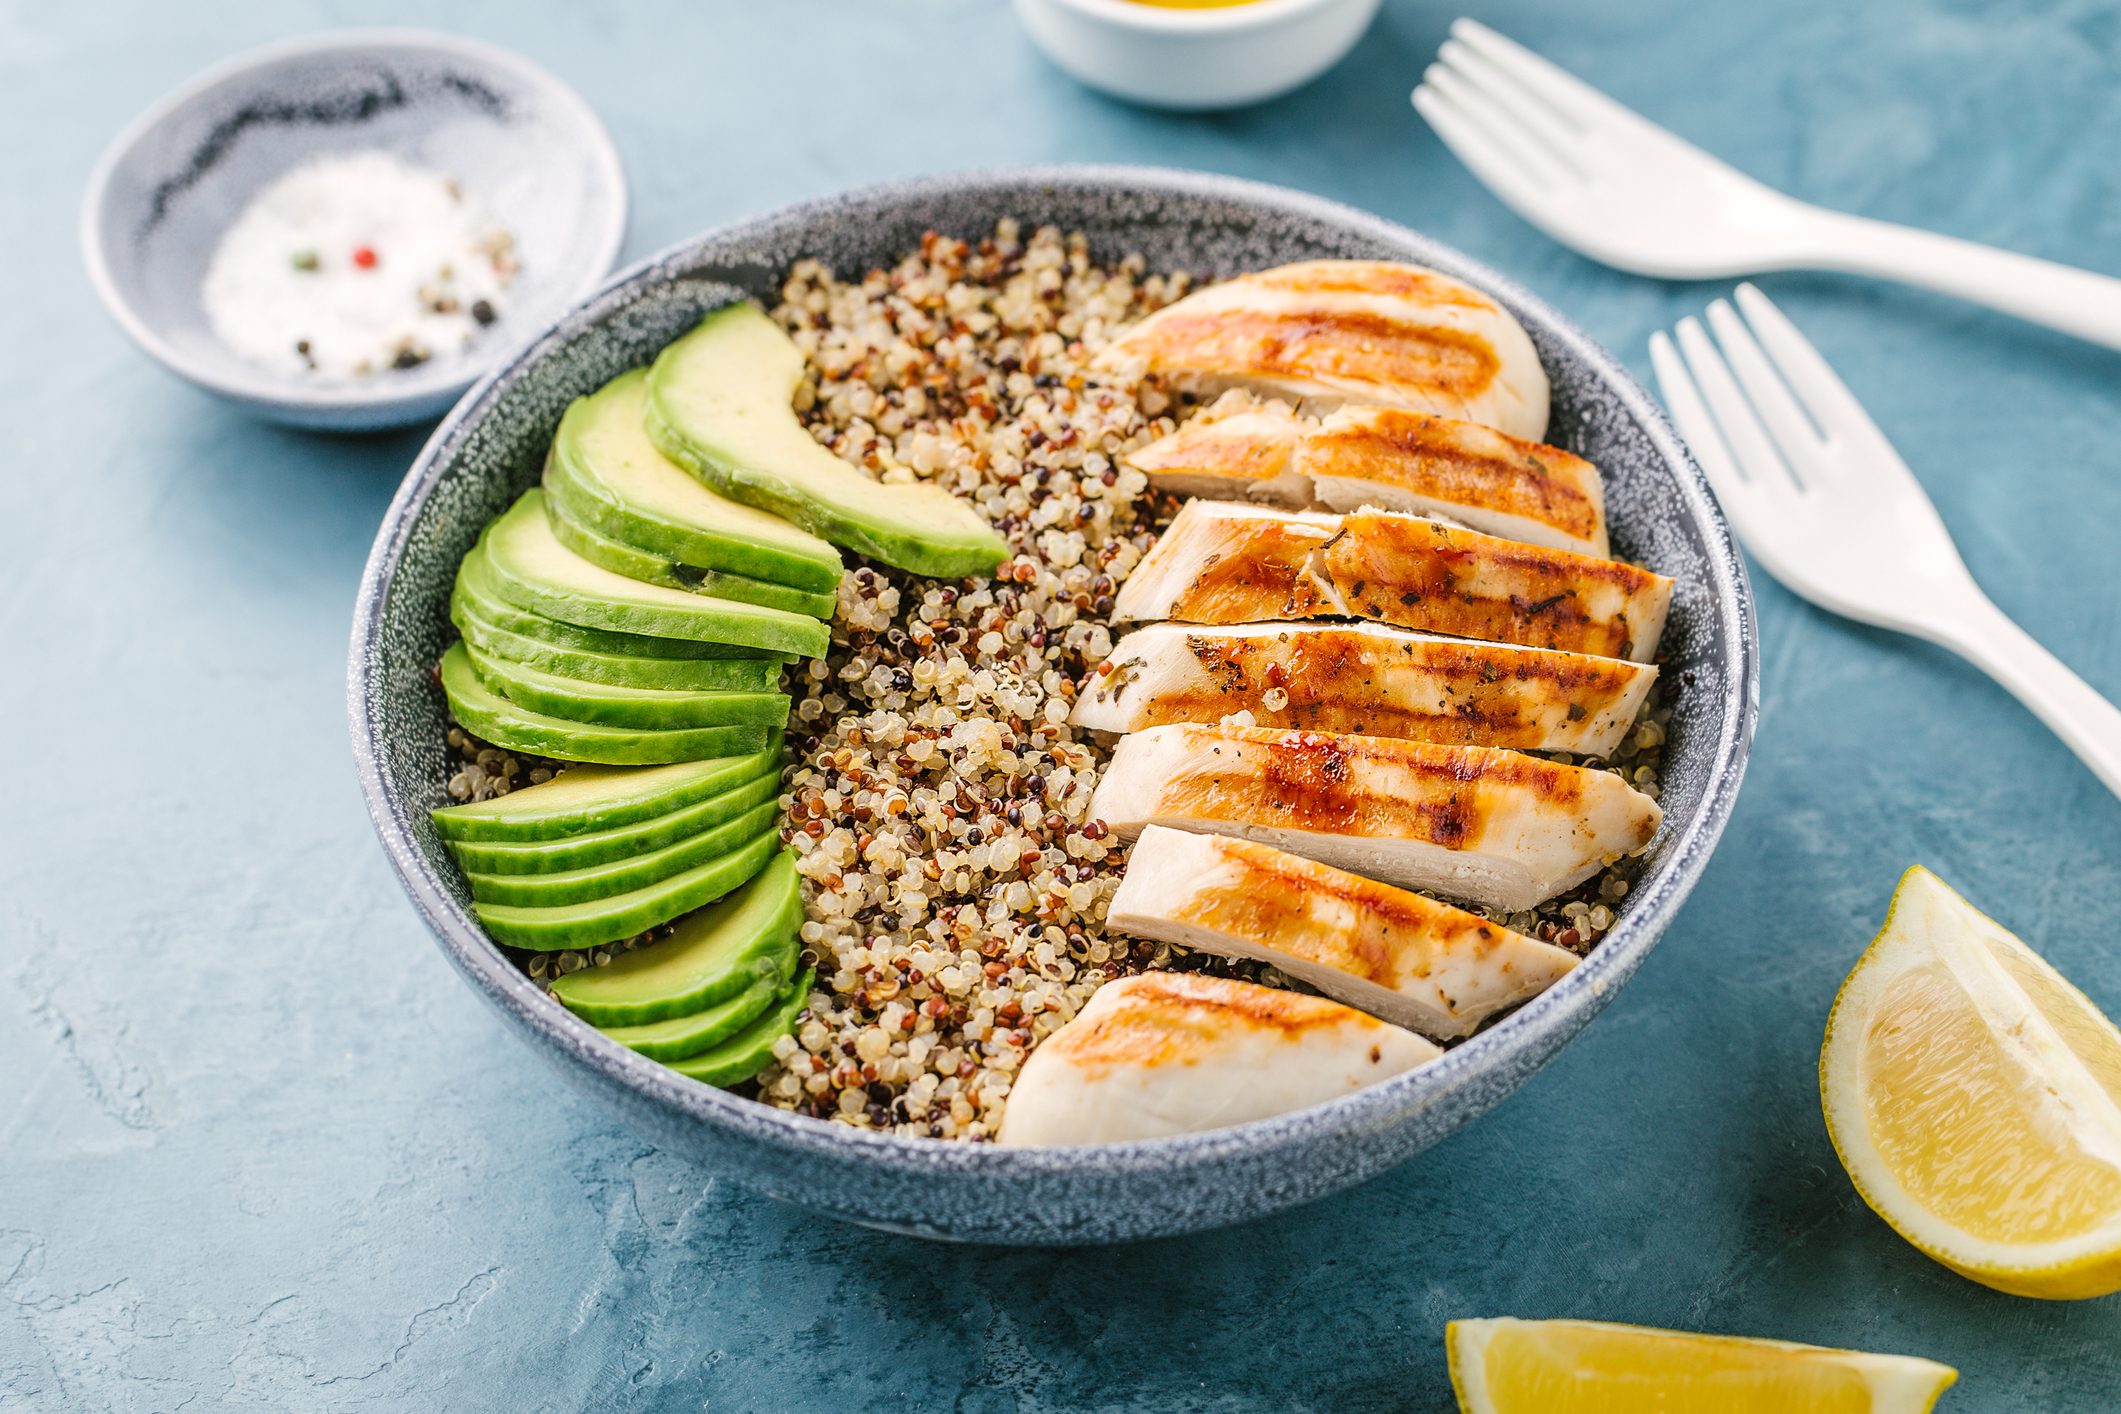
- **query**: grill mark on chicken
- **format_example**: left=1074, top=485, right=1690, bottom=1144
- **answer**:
left=1171, top=836, right=1518, bottom=987
left=1305, top=410, right=1600, bottom=543
left=1114, top=502, right=1668, bottom=662
left=1097, top=626, right=1650, bottom=748
left=1048, top=971, right=1384, bottom=1075
left=1149, top=726, right=1591, bottom=845
left=1251, top=262, right=1499, bottom=310
left=1124, top=410, right=1300, bottom=482
left=1122, top=309, right=1505, bottom=405
left=1167, top=518, right=1341, bottom=620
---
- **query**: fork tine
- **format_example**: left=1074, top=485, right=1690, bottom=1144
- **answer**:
left=1417, top=65, right=1576, bottom=190
left=1730, top=284, right=1889, bottom=445
left=1673, top=315, right=1805, bottom=496
left=1411, top=84, right=1571, bottom=219
left=1650, top=330, right=1789, bottom=561
left=1649, top=332, right=1760, bottom=507
left=1705, top=297, right=1834, bottom=478
left=1448, top=17, right=1646, bottom=135
left=1435, top=39, right=1587, bottom=163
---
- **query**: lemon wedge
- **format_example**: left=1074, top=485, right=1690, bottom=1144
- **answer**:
left=1446, top=1318, right=1956, bottom=1413
left=1822, top=865, right=2121, bottom=1300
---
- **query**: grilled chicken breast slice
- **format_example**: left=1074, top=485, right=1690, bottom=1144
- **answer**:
left=1322, top=509, right=1668, bottom=661
left=996, top=970, right=1439, bottom=1146
left=1109, top=827, right=1581, bottom=1041
left=1111, top=500, right=1345, bottom=625
left=1113, top=500, right=1672, bottom=662
left=1120, top=401, right=1316, bottom=505
left=1300, top=406, right=1607, bottom=556
left=1074, top=621, right=1657, bottom=757
left=1087, top=722, right=1663, bottom=912
left=1121, top=393, right=1608, bottom=556
left=1093, top=260, right=1551, bottom=441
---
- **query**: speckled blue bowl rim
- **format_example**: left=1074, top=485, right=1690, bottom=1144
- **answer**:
left=79, top=27, right=628, bottom=421
left=350, top=165, right=1757, bottom=1190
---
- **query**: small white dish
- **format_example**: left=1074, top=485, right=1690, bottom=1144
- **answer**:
left=1012, top=0, right=1382, bottom=110
left=81, top=29, right=627, bottom=431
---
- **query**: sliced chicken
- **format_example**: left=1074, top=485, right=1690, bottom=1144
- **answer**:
left=1073, top=621, right=1657, bottom=757
left=1123, top=394, right=1608, bottom=556
left=1123, top=400, right=1316, bottom=505
left=1301, top=406, right=1607, bottom=556
left=996, top=970, right=1439, bottom=1146
left=1113, top=500, right=1672, bottom=662
left=1111, top=500, right=1347, bottom=625
left=1087, top=722, right=1663, bottom=912
left=1108, top=827, right=1581, bottom=1041
left=1094, top=260, right=1551, bottom=441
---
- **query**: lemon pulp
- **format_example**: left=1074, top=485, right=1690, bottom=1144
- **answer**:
left=1822, top=864, right=2121, bottom=1298
left=1448, top=1319, right=1955, bottom=1414
left=1862, top=961, right=2121, bottom=1244
left=1473, top=1325, right=1875, bottom=1412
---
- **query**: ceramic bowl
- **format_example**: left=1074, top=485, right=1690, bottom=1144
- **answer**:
left=350, top=166, right=1757, bottom=1245
left=1012, top=0, right=1383, bottom=109
left=81, top=29, right=626, bottom=432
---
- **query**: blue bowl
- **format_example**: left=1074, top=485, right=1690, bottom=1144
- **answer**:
left=82, top=29, right=627, bottom=431
left=349, top=167, right=1757, bottom=1244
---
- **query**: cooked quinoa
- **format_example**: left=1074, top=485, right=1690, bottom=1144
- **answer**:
left=443, top=221, right=1672, bottom=1141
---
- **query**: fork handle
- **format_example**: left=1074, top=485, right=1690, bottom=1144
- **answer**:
left=1805, top=212, right=2121, bottom=352
left=1924, top=595, right=2121, bottom=801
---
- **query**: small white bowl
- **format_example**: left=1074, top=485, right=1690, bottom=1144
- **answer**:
left=1012, top=0, right=1382, bottom=110
left=81, top=29, right=627, bottom=431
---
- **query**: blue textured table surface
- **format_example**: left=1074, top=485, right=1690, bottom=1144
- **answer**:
left=6, top=1, right=2120, bottom=1408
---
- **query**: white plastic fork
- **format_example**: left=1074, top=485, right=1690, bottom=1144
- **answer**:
left=1413, top=18, right=2121, bottom=351
left=1650, top=284, right=2121, bottom=800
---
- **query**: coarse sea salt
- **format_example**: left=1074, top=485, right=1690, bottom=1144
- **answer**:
left=201, top=149, right=518, bottom=381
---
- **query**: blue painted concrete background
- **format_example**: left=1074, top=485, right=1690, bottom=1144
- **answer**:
left=5, top=1, right=2119, bottom=1408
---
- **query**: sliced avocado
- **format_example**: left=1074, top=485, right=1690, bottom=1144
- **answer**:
left=668, top=967, right=814, bottom=1087
left=478, top=490, right=829, bottom=659
left=440, top=643, right=768, bottom=766
left=452, top=589, right=783, bottom=693
left=447, top=768, right=780, bottom=875
left=465, top=798, right=779, bottom=907
left=464, top=643, right=790, bottom=734
left=645, top=302, right=1007, bottom=579
left=542, top=482, right=839, bottom=619
left=474, top=826, right=780, bottom=951
left=548, top=369, right=842, bottom=593
left=430, top=738, right=782, bottom=842
left=598, top=965, right=790, bottom=1062
left=550, top=850, right=803, bottom=1023
left=458, top=546, right=787, bottom=662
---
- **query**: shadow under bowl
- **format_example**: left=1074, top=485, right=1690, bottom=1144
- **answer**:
left=350, top=165, right=1757, bottom=1244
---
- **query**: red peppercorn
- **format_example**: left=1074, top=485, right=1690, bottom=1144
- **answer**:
left=351, top=245, right=378, bottom=270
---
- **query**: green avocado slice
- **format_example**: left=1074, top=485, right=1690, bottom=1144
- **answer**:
left=447, top=768, right=780, bottom=875
left=543, top=479, right=840, bottom=619
left=550, top=850, right=804, bottom=1024
left=548, top=369, right=842, bottom=593
left=598, top=963, right=790, bottom=1062
left=668, top=967, right=814, bottom=1088
left=465, top=798, right=780, bottom=907
left=458, top=546, right=787, bottom=662
left=478, top=491, right=829, bottom=659
left=474, top=826, right=780, bottom=951
left=464, top=643, right=790, bottom=733
left=440, top=643, right=768, bottom=766
left=452, top=589, right=783, bottom=693
left=645, top=302, right=1007, bottom=579
left=430, top=740, right=782, bottom=842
